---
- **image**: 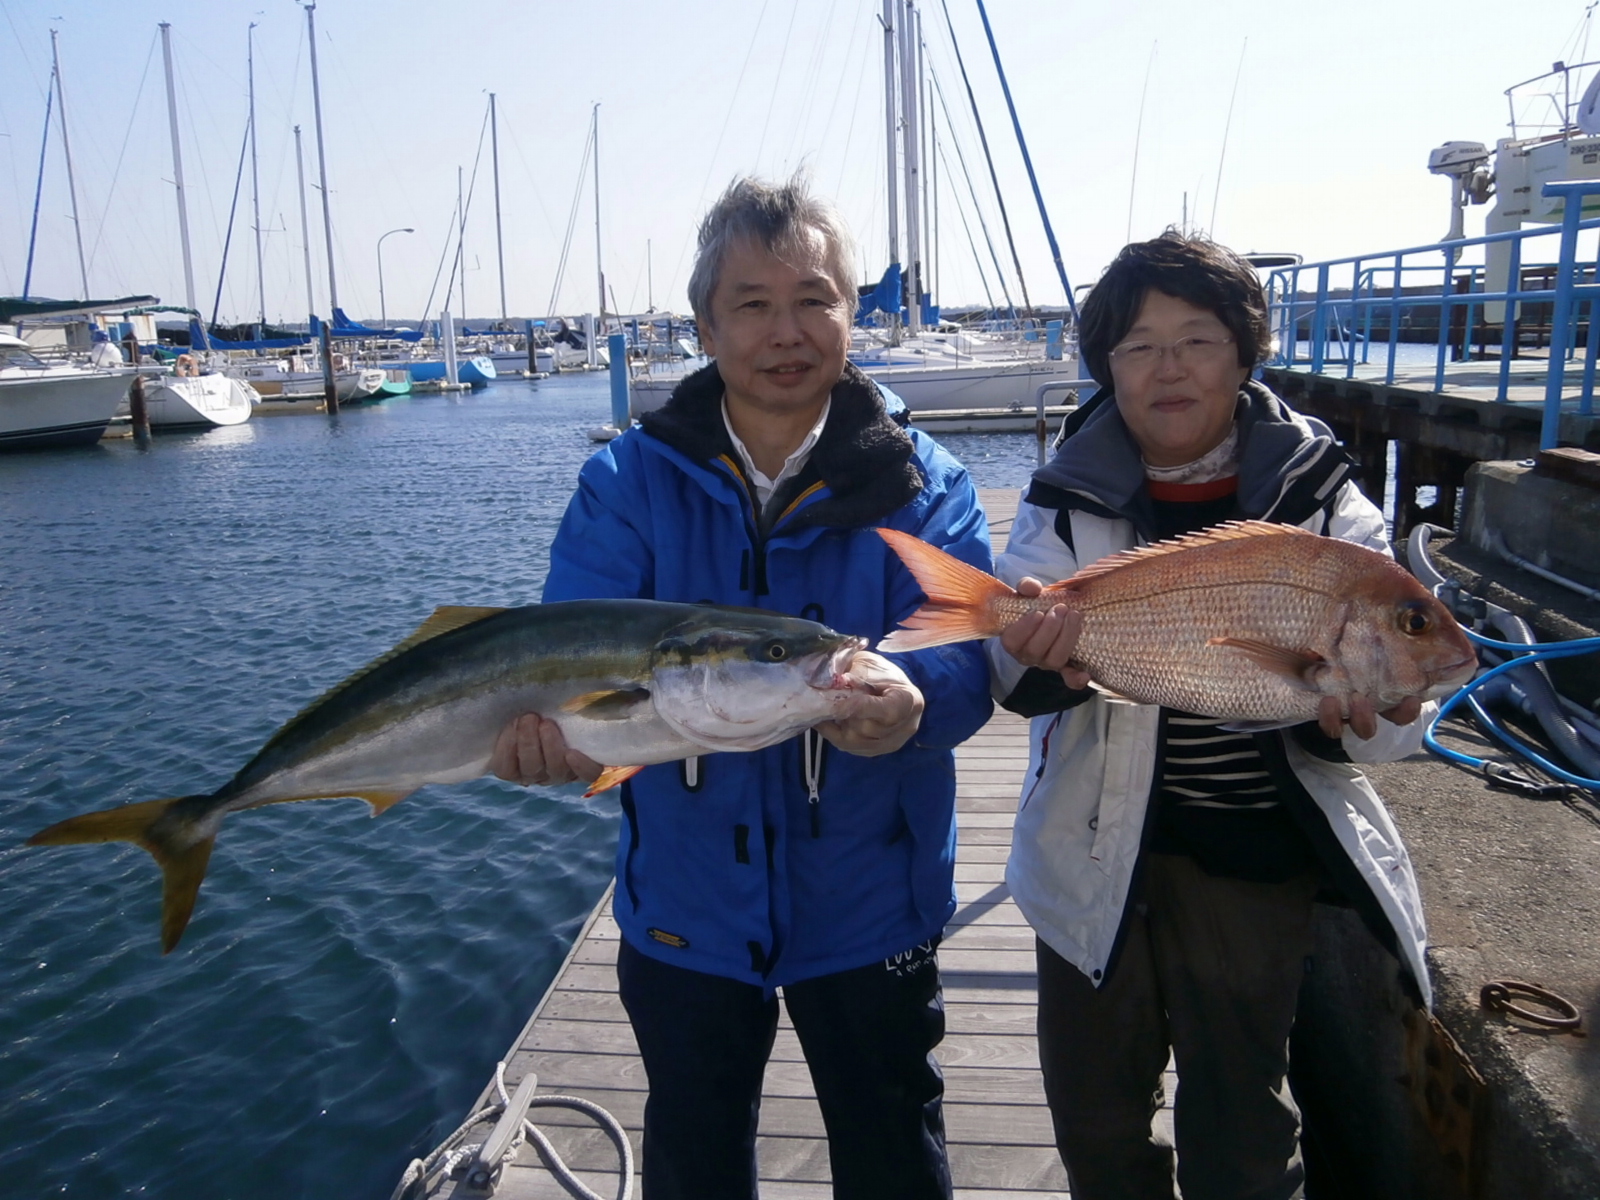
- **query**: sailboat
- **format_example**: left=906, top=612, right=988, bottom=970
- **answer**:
left=630, top=1, right=1083, bottom=421
left=846, top=0, right=1081, bottom=416
left=136, top=22, right=255, bottom=429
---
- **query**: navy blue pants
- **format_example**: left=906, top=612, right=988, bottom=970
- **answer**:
left=616, top=936, right=952, bottom=1200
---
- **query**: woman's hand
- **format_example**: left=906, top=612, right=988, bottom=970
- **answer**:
left=816, top=650, right=925, bottom=757
left=489, top=714, right=604, bottom=786
left=999, top=578, right=1091, bottom=689
left=1317, top=694, right=1423, bottom=740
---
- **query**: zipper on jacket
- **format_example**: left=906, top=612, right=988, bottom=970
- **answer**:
left=715, top=455, right=772, bottom=598
left=802, top=728, right=825, bottom=837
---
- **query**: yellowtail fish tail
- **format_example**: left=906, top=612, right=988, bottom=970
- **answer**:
left=876, top=527, right=1016, bottom=652
left=27, top=796, right=216, bottom=955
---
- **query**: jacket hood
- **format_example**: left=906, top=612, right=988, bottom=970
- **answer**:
left=1029, top=378, right=1352, bottom=532
left=638, top=359, right=924, bottom=530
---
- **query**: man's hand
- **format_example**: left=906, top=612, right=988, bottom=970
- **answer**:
left=489, top=713, right=604, bottom=786
left=999, top=577, right=1091, bottom=689
left=1317, top=694, right=1423, bottom=741
left=816, top=650, right=925, bottom=757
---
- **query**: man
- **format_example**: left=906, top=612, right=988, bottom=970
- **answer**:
left=491, top=176, right=993, bottom=1199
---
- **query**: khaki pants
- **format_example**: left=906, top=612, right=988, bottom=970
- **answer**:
left=1035, top=853, right=1317, bottom=1200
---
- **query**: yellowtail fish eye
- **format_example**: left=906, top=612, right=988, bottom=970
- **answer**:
left=1397, top=603, right=1433, bottom=636
left=763, top=640, right=789, bottom=662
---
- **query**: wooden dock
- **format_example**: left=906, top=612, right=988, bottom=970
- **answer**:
left=428, top=491, right=1172, bottom=1198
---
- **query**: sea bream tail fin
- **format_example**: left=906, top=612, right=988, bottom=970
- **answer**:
left=876, top=528, right=1016, bottom=652
left=26, top=795, right=216, bottom=955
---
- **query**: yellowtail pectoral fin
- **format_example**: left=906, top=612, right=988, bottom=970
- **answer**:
left=27, top=795, right=217, bottom=955
left=584, top=764, right=645, bottom=797
left=1208, top=637, right=1328, bottom=687
left=876, top=527, right=1016, bottom=652
left=560, top=688, right=651, bottom=718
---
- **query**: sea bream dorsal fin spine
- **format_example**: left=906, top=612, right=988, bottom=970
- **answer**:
left=1057, top=520, right=1312, bottom=587
left=261, top=605, right=510, bottom=751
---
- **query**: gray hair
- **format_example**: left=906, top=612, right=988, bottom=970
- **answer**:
left=687, top=175, right=857, bottom=328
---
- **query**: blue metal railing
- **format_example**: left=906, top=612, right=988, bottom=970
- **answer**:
left=1265, top=180, right=1600, bottom=448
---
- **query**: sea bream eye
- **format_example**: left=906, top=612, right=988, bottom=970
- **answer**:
left=1397, top=604, right=1432, bottom=636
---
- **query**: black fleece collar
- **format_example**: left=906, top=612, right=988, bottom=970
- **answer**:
left=638, top=360, right=924, bottom=531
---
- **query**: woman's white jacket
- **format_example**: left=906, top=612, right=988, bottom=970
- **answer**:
left=987, top=386, right=1434, bottom=1006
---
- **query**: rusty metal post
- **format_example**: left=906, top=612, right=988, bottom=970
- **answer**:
left=319, top=323, right=339, bottom=413
left=122, top=334, right=150, bottom=441
left=127, top=371, right=149, bottom=442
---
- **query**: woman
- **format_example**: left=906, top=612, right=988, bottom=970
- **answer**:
left=987, top=231, right=1433, bottom=1200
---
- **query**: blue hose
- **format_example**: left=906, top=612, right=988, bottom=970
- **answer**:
left=1425, top=629, right=1600, bottom=791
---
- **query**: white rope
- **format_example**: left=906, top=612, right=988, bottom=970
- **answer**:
left=388, top=1061, right=633, bottom=1200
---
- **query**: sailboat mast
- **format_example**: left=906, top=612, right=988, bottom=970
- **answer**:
left=899, top=0, right=922, bottom=333
left=457, top=166, right=467, bottom=320
left=159, top=22, right=199, bottom=312
left=51, top=31, right=90, bottom=300
left=491, top=93, right=507, bottom=321
left=881, top=0, right=900, bottom=319
left=592, top=104, right=603, bottom=326
left=294, top=126, right=316, bottom=325
left=926, top=35, right=937, bottom=307
left=248, top=23, right=266, bottom=329
left=22, top=53, right=55, bottom=299
left=305, top=3, right=339, bottom=313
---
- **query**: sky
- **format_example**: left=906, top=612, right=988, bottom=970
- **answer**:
left=2, top=0, right=1597, bottom=325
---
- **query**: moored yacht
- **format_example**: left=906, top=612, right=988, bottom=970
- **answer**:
left=0, top=332, right=133, bottom=450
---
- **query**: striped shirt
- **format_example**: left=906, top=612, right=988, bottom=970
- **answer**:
left=1141, top=476, right=1319, bottom=882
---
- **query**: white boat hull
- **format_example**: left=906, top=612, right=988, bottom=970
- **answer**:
left=629, top=354, right=1086, bottom=417
left=228, top=365, right=380, bottom=402
left=144, top=374, right=255, bottom=427
left=0, top=369, right=133, bottom=450
left=858, top=355, right=1084, bottom=411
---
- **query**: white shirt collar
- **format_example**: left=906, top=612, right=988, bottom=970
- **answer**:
left=721, top=397, right=831, bottom=511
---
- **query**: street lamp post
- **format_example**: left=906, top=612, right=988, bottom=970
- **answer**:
left=376, top=227, right=414, bottom=327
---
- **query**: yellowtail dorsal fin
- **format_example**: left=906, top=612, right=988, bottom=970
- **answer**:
left=266, top=606, right=510, bottom=751
left=397, top=605, right=510, bottom=651
left=1059, top=521, right=1312, bottom=588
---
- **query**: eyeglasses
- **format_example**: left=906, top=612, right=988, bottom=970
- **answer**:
left=1108, top=334, right=1235, bottom=371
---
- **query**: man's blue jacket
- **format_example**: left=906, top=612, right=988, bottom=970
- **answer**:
left=543, top=361, right=993, bottom=986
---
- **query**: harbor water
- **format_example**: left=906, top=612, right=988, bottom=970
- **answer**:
left=0, top=372, right=1039, bottom=1199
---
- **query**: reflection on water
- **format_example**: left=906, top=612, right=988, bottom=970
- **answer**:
left=0, top=375, right=1043, bottom=1198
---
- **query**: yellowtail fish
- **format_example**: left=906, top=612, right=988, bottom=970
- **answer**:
left=28, top=600, right=865, bottom=952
